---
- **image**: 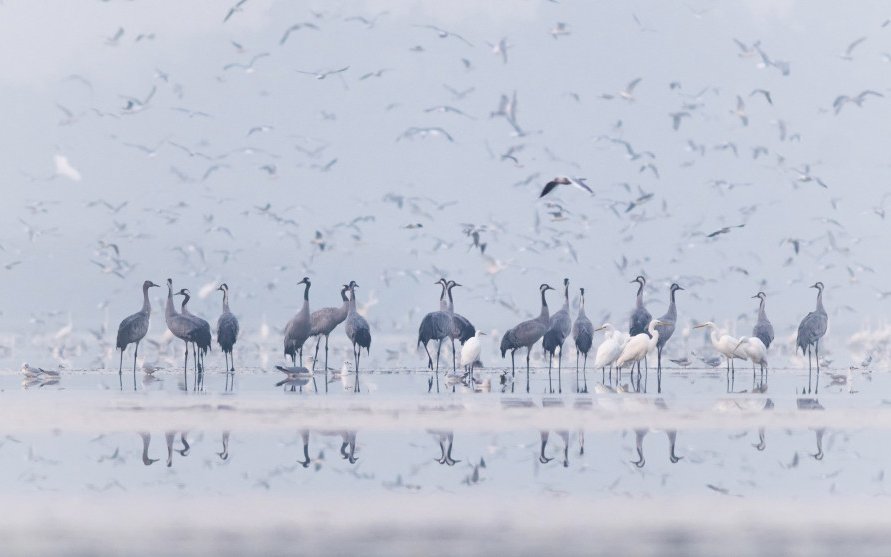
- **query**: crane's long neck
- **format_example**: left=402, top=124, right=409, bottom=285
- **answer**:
left=348, top=288, right=357, bottom=315
left=142, top=284, right=152, bottom=314
left=221, top=289, right=230, bottom=313
left=446, top=286, right=456, bottom=313
left=339, top=289, right=350, bottom=318
left=758, top=297, right=766, bottom=318
left=636, top=282, right=644, bottom=308
left=539, top=290, right=550, bottom=322
left=562, top=283, right=569, bottom=312
left=666, top=290, right=677, bottom=318
left=300, top=282, right=311, bottom=315
left=166, top=285, right=177, bottom=317
left=815, top=289, right=825, bottom=314
left=578, top=293, right=586, bottom=317
left=180, top=293, right=191, bottom=314
left=438, top=282, right=448, bottom=311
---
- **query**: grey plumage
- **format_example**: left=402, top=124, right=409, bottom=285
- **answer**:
left=309, top=284, right=350, bottom=375
left=165, top=278, right=207, bottom=378
left=345, top=281, right=371, bottom=374
left=177, top=289, right=212, bottom=356
left=283, top=277, right=312, bottom=365
left=752, top=292, right=774, bottom=349
left=654, top=283, right=683, bottom=386
left=797, top=282, right=828, bottom=393
left=446, top=281, right=476, bottom=344
left=500, top=283, right=554, bottom=392
left=216, top=283, right=239, bottom=372
left=418, top=279, right=454, bottom=371
left=543, top=278, right=571, bottom=393
left=629, top=275, right=652, bottom=336
left=116, top=280, right=159, bottom=375
left=572, top=288, right=594, bottom=376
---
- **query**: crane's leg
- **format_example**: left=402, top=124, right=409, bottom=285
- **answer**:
left=807, top=346, right=812, bottom=394
left=422, top=342, right=434, bottom=370
left=356, top=347, right=362, bottom=393
left=815, top=341, right=820, bottom=394
left=133, top=341, right=140, bottom=392
left=657, top=347, right=662, bottom=394
left=511, top=351, right=516, bottom=377
left=547, top=352, right=553, bottom=394
left=582, top=354, right=588, bottom=392
left=312, top=337, right=321, bottom=372
left=183, top=341, right=189, bottom=392
left=119, top=348, right=124, bottom=375
left=435, top=339, right=443, bottom=373
left=526, top=347, right=532, bottom=394
left=451, top=338, right=457, bottom=373
left=324, top=335, right=329, bottom=394
left=576, top=351, right=580, bottom=393
left=557, top=346, right=563, bottom=394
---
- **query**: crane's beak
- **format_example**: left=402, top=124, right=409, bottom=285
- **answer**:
left=810, top=283, right=819, bottom=289
left=452, top=283, right=462, bottom=287
left=675, top=286, right=684, bottom=291
left=751, top=294, right=759, bottom=299
left=149, top=282, right=159, bottom=288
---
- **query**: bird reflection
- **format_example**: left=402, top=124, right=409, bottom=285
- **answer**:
left=539, top=430, right=569, bottom=467
left=630, top=426, right=682, bottom=468
left=430, top=430, right=459, bottom=465
left=296, top=430, right=359, bottom=468
left=164, top=431, right=191, bottom=467
left=797, top=398, right=826, bottom=460
left=138, top=432, right=159, bottom=465
left=218, top=431, right=230, bottom=460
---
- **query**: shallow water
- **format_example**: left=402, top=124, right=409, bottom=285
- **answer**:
left=3, top=365, right=890, bottom=555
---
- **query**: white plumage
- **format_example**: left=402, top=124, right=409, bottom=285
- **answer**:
left=615, top=319, right=666, bottom=368
left=593, top=323, right=629, bottom=369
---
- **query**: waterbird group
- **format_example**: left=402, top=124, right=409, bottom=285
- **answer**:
left=114, top=275, right=829, bottom=394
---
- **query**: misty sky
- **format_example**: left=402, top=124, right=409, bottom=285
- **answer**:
left=2, top=0, right=890, bottom=368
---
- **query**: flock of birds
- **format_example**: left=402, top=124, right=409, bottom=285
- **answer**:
left=112, top=273, right=829, bottom=394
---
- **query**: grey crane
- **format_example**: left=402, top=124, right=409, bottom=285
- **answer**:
left=284, top=277, right=312, bottom=365
left=165, top=278, right=206, bottom=386
left=629, top=275, right=652, bottom=336
left=216, top=283, right=239, bottom=377
left=417, top=279, right=454, bottom=372
left=175, top=288, right=212, bottom=384
left=572, top=287, right=593, bottom=392
left=500, top=283, right=554, bottom=393
left=543, top=278, right=571, bottom=393
left=344, top=281, right=372, bottom=381
left=654, top=283, right=683, bottom=392
left=796, top=282, right=828, bottom=394
left=116, top=280, right=159, bottom=385
left=309, top=284, right=350, bottom=385
left=752, top=292, right=774, bottom=349
left=446, top=280, right=476, bottom=370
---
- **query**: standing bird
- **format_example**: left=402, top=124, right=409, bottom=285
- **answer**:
left=500, top=283, right=555, bottom=392
left=216, top=283, right=239, bottom=373
left=284, top=277, right=312, bottom=365
left=693, top=322, right=747, bottom=386
left=175, top=289, right=212, bottom=377
left=593, top=323, right=629, bottom=382
left=164, top=279, right=205, bottom=386
left=446, top=280, right=476, bottom=370
left=615, top=319, right=668, bottom=385
left=752, top=292, right=774, bottom=349
left=572, top=288, right=594, bottom=391
left=460, top=330, right=486, bottom=380
left=797, top=282, right=828, bottom=394
left=417, top=279, right=454, bottom=372
left=734, top=336, right=768, bottom=381
left=543, top=278, right=572, bottom=393
left=309, top=284, right=350, bottom=380
left=344, top=281, right=372, bottom=377
left=629, top=275, right=652, bottom=336
left=116, top=280, right=159, bottom=385
left=654, top=283, right=683, bottom=391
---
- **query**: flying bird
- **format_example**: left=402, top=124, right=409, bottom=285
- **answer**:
left=539, top=176, right=593, bottom=198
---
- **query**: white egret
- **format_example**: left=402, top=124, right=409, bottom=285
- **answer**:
left=693, top=322, right=747, bottom=375
left=734, top=336, right=768, bottom=381
left=615, top=319, right=668, bottom=382
left=460, top=330, right=486, bottom=380
left=593, top=323, right=628, bottom=381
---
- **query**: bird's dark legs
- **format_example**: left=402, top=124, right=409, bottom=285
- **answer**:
left=119, top=348, right=124, bottom=375
left=815, top=341, right=820, bottom=394
left=324, top=335, right=329, bottom=394
left=183, top=341, right=189, bottom=392
left=435, top=340, right=443, bottom=373
left=576, top=352, right=580, bottom=393
left=423, top=342, right=434, bottom=370
left=312, top=337, right=321, bottom=372
left=557, top=347, right=563, bottom=394
left=539, top=431, right=552, bottom=464
left=547, top=353, right=553, bottom=394
left=510, top=351, right=516, bottom=377
left=657, top=347, right=662, bottom=394
left=581, top=354, right=588, bottom=392
left=133, top=341, right=139, bottom=391
left=602, top=366, right=605, bottom=385
left=356, top=347, right=362, bottom=393
left=526, top=347, right=531, bottom=393
left=451, top=338, right=457, bottom=373
left=807, top=346, right=813, bottom=394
